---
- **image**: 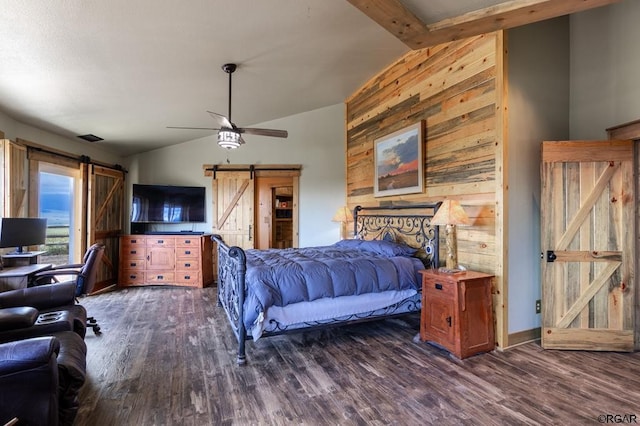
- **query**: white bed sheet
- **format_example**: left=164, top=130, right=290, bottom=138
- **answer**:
left=251, top=288, right=417, bottom=340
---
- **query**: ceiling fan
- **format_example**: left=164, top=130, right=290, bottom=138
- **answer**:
left=168, top=63, right=288, bottom=149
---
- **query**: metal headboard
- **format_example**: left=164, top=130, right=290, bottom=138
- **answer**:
left=353, top=204, right=441, bottom=269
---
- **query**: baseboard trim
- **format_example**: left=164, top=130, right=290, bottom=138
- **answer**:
left=507, top=327, right=541, bottom=348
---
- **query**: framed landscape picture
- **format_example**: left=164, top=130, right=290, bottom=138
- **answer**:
left=374, top=121, right=424, bottom=197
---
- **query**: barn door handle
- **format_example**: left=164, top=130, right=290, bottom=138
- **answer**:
left=248, top=225, right=252, bottom=241
left=546, top=250, right=556, bottom=262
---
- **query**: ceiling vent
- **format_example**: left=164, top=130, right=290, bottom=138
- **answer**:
left=77, top=134, right=103, bottom=143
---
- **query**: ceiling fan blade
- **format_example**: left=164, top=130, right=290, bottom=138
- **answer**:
left=167, top=126, right=220, bottom=131
left=239, top=127, right=288, bottom=138
left=207, top=111, right=233, bottom=129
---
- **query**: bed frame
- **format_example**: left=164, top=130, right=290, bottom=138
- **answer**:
left=212, top=203, right=440, bottom=364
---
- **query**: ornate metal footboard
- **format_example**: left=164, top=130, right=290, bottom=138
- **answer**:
left=212, top=203, right=441, bottom=365
left=211, top=235, right=249, bottom=364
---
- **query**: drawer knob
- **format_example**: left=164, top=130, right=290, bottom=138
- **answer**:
left=185, top=250, right=191, bottom=255
left=130, top=250, right=137, bottom=254
left=435, top=283, right=443, bottom=290
left=185, top=263, right=191, bottom=267
left=185, top=239, right=191, bottom=244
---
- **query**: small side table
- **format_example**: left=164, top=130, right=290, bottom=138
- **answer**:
left=419, top=269, right=495, bottom=359
left=0, top=263, right=53, bottom=292
left=2, top=251, right=47, bottom=267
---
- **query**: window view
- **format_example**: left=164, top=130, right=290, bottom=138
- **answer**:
left=39, top=171, right=74, bottom=265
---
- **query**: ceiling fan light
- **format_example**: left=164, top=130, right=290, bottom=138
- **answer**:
left=217, top=130, right=241, bottom=149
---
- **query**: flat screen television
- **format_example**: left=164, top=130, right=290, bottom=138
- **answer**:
left=131, top=184, right=206, bottom=224
left=0, top=217, right=48, bottom=254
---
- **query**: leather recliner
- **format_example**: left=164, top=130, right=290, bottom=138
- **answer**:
left=0, top=331, right=87, bottom=425
left=0, top=281, right=87, bottom=341
left=0, top=285, right=89, bottom=425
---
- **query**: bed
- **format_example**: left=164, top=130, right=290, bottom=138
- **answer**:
left=212, top=204, right=440, bottom=364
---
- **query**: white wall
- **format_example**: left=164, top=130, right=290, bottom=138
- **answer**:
left=124, top=103, right=346, bottom=246
left=507, top=18, right=570, bottom=334
left=570, top=1, right=640, bottom=138
left=0, top=110, right=123, bottom=165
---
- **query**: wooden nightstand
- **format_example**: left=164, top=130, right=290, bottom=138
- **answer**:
left=419, top=269, right=495, bottom=359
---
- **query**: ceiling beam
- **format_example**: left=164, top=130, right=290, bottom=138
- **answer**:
left=347, top=0, right=621, bottom=50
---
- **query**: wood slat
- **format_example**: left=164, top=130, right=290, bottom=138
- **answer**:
left=542, top=140, right=633, bottom=162
left=348, top=0, right=620, bottom=50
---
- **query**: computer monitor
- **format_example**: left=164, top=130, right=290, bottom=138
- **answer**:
left=0, top=217, right=48, bottom=254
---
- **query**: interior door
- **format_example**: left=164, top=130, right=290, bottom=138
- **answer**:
left=87, top=164, right=125, bottom=292
left=541, top=140, right=635, bottom=351
left=212, top=170, right=255, bottom=249
left=255, top=175, right=298, bottom=250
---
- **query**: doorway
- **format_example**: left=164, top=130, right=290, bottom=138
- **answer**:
left=206, top=164, right=300, bottom=251
left=272, top=186, right=294, bottom=248
left=38, top=163, right=82, bottom=265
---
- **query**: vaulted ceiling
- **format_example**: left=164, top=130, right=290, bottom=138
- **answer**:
left=0, top=0, right=618, bottom=156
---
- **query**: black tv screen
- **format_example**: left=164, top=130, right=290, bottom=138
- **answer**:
left=131, top=184, right=206, bottom=223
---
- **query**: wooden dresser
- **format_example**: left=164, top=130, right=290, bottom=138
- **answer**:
left=419, top=269, right=495, bottom=359
left=119, top=234, right=214, bottom=288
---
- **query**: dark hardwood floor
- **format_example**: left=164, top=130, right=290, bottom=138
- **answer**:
left=75, top=286, right=640, bottom=425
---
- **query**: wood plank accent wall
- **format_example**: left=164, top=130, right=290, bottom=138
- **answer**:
left=345, top=32, right=508, bottom=348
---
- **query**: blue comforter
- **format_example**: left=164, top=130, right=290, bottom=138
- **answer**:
left=243, top=241, right=424, bottom=330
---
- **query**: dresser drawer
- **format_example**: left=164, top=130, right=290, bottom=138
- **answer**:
left=145, top=237, right=175, bottom=248
left=146, top=272, right=175, bottom=284
left=176, top=258, right=200, bottom=271
left=176, top=237, right=202, bottom=248
left=120, top=271, right=145, bottom=285
left=176, top=246, right=200, bottom=258
left=121, top=258, right=145, bottom=270
left=121, top=237, right=146, bottom=248
left=176, top=271, right=201, bottom=285
left=121, top=247, right=146, bottom=260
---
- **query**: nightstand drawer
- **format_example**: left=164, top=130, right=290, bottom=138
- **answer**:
left=422, top=277, right=457, bottom=297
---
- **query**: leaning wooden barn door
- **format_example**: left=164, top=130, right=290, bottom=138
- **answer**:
left=541, top=140, right=634, bottom=351
left=86, top=164, right=125, bottom=292
left=208, top=166, right=255, bottom=250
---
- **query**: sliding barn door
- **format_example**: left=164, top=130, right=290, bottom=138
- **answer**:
left=87, top=165, right=125, bottom=292
left=212, top=171, right=255, bottom=249
left=0, top=140, right=28, bottom=217
left=541, top=140, right=634, bottom=351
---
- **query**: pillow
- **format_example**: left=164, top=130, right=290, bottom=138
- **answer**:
left=334, top=239, right=364, bottom=249
left=357, top=240, right=417, bottom=257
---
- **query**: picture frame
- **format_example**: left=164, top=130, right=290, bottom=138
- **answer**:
left=374, top=121, right=424, bottom=197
